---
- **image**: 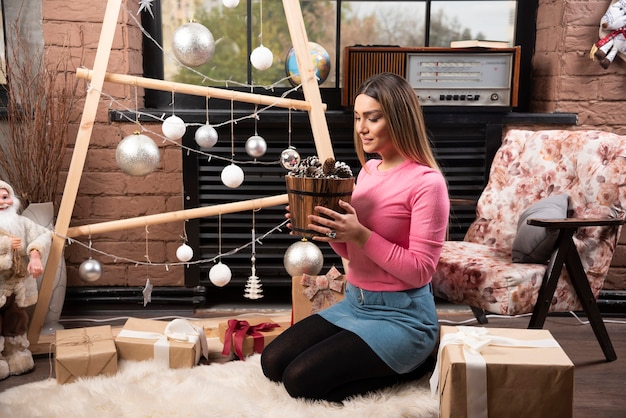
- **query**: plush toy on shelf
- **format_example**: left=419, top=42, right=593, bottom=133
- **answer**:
left=591, top=0, right=626, bottom=69
left=0, top=180, right=51, bottom=380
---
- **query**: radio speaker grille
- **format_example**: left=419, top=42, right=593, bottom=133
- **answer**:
left=342, top=47, right=406, bottom=107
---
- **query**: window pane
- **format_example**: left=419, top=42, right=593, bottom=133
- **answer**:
left=160, top=0, right=337, bottom=88
left=340, top=1, right=426, bottom=50
left=430, top=1, right=516, bottom=47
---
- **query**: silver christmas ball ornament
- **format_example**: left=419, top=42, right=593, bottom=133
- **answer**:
left=116, top=133, right=161, bottom=176
left=245, top=135, right=267, bottom=158
left=280, top=147, right=301, bottom=170
left=221, top=163, right=244, bottom=188
left=209, top=262, right=232, bottom=287
left=79, top=259, right=103, bottom=282
left=176, top=243, right=194, bottom=262
left=283, top=240, right=324, bottom=277
left=162, top=115, right=186, bottom=140
left=250, top=45, right=274, bottom=71
left=172, top=22, right=215, bottom=67
left=195, top=124, right=218, bottom=148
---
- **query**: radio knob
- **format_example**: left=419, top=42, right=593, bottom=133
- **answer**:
left=490, top=93, right=499, bottom=101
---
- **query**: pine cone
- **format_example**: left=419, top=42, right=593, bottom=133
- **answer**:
left=322, top=158, right=336, bottom=176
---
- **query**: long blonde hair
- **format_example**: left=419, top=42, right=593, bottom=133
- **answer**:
left=353, top=73, right=440, bottom=171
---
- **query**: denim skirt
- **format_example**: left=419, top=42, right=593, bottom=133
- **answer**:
left=318, top=282, right=439, bottom=374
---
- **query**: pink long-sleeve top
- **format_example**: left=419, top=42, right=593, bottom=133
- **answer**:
left=330, top=158, right=449, bottom=291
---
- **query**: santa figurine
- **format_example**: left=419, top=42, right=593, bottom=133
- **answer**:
left=0, top=179, right=51, bottom=379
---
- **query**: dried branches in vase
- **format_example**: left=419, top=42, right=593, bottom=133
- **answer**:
left=0, top=16, right=83, bottom=209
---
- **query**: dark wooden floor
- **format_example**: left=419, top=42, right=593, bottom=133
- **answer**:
left=1, top=306, right=625, bottom=418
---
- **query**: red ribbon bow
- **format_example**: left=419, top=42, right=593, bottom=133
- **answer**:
left=221, top=319, right=279, bottom=361
left=300, top=266, right=344, bottom=314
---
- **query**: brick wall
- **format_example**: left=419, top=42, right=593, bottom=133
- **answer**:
left=524, top=0, right=626, bottom=290
left=37, top=0, right=626, bottom=290
left=42, top=0, right=185, bottom=288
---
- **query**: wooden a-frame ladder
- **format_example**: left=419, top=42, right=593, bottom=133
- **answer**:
left=28, top=0, right=336, bottom=353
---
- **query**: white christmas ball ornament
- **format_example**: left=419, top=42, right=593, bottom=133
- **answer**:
left=245, top=135, right=267, bottom=158
left=116, top=133, right=161, bottom=176
left=209, top=262, right=232, bottom=287
left=195, top=124, right=218, bottom=148
left=172, top=22, right=215, bottom=67
left=283, top=240, right=324, bottom=276
left=79, top=259, right=103, bottom=282
left=222, top=0, right=240, bottom=8
left=250, top=45, right=274, bottom=71
left=221, top=163, right=244, bottom=188
left=162, top=115, right=186, bottom=140
left=176, top=243, right=194, bottom=262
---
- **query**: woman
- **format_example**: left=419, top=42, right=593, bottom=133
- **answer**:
left=261, top=72, right=449, bottom=402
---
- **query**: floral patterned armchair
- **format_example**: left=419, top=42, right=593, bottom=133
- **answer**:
left=432, top=129, right=626, bottom=361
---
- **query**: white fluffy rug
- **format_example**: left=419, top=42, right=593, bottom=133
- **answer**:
left=0, top=354, right=438, bottom=418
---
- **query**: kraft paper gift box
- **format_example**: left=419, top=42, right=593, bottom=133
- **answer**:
left=115, top=317, right=208, bottom=369
left=55, top=325, right=117, bottom=384
left=431, top=325, right=574, bottom=418
left=218, top=316, right=285, bottom=360
left=292, top=266, right=346, bottom=324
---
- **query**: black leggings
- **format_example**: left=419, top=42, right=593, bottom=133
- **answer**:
left=260, top=314, right=434, bottom=402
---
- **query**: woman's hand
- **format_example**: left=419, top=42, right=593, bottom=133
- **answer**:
left=308, top=200, right=370, bottom=247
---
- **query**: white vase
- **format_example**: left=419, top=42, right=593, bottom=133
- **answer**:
left=22, top=202, right=67, bottom=335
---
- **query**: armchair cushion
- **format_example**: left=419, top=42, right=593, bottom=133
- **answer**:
left=511, top=194, right=569, bottom=264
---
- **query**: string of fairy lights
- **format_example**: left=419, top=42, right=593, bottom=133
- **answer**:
left=66, top=0, right=332, bottom=300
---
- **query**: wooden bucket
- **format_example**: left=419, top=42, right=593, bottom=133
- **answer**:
left=285, top=176, right=354, bottom=237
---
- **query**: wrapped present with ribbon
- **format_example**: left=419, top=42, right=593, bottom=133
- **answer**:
left=115, top=318, right=209, bottom=369
left=218, top=317, right=283, bottom=361
left=430, top=325, right=574, bottom=418
left=55, top=325, right=118, bottom=384
left=292, top=266, right=345, bottom=324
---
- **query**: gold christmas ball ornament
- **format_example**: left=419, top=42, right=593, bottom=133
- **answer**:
left=116, top=133, right=161, bottom=176
left=283, top=240, right=324, bottom=277
left=172, top=22, right=215, bottom=67
left=79, top=259, right=103, bottom=282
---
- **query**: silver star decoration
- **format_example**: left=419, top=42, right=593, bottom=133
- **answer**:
left=138, top=0, right=155, bottom=18
left=142, top=278, right=153, bottom=307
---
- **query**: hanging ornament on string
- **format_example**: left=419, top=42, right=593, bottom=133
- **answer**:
left=221, top=100, right=244, bottom=188
left=283, top=238, right=324, bottom=277
left=195, top=95, right=218, bottom=149
left=245, top=105, right=267, bottom=158
left=172, top=21, right=215, bottom=67
left=176, top=242, right=194, bottom=262
left=285, top=42, right=332, bottom=87
left=209, top=214, right=232, bottom=287
left=244, top=209, right=263, bottom=300
left=162, top=114, right=186, bottom=140
left=250, top=0, right=273, bottom=71
left=223, top=0, right=240, bottom=8
left=280, top=107, right=301, bottom=170
left=79, top=237, right=103, bottom=282
left=116, top=131, right=161, bottom=176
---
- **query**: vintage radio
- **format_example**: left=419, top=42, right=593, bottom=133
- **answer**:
left=342, top=45, right=520, bottom=108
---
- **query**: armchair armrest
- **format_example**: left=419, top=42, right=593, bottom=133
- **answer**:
left=527, top=218, right=624, bottom=228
